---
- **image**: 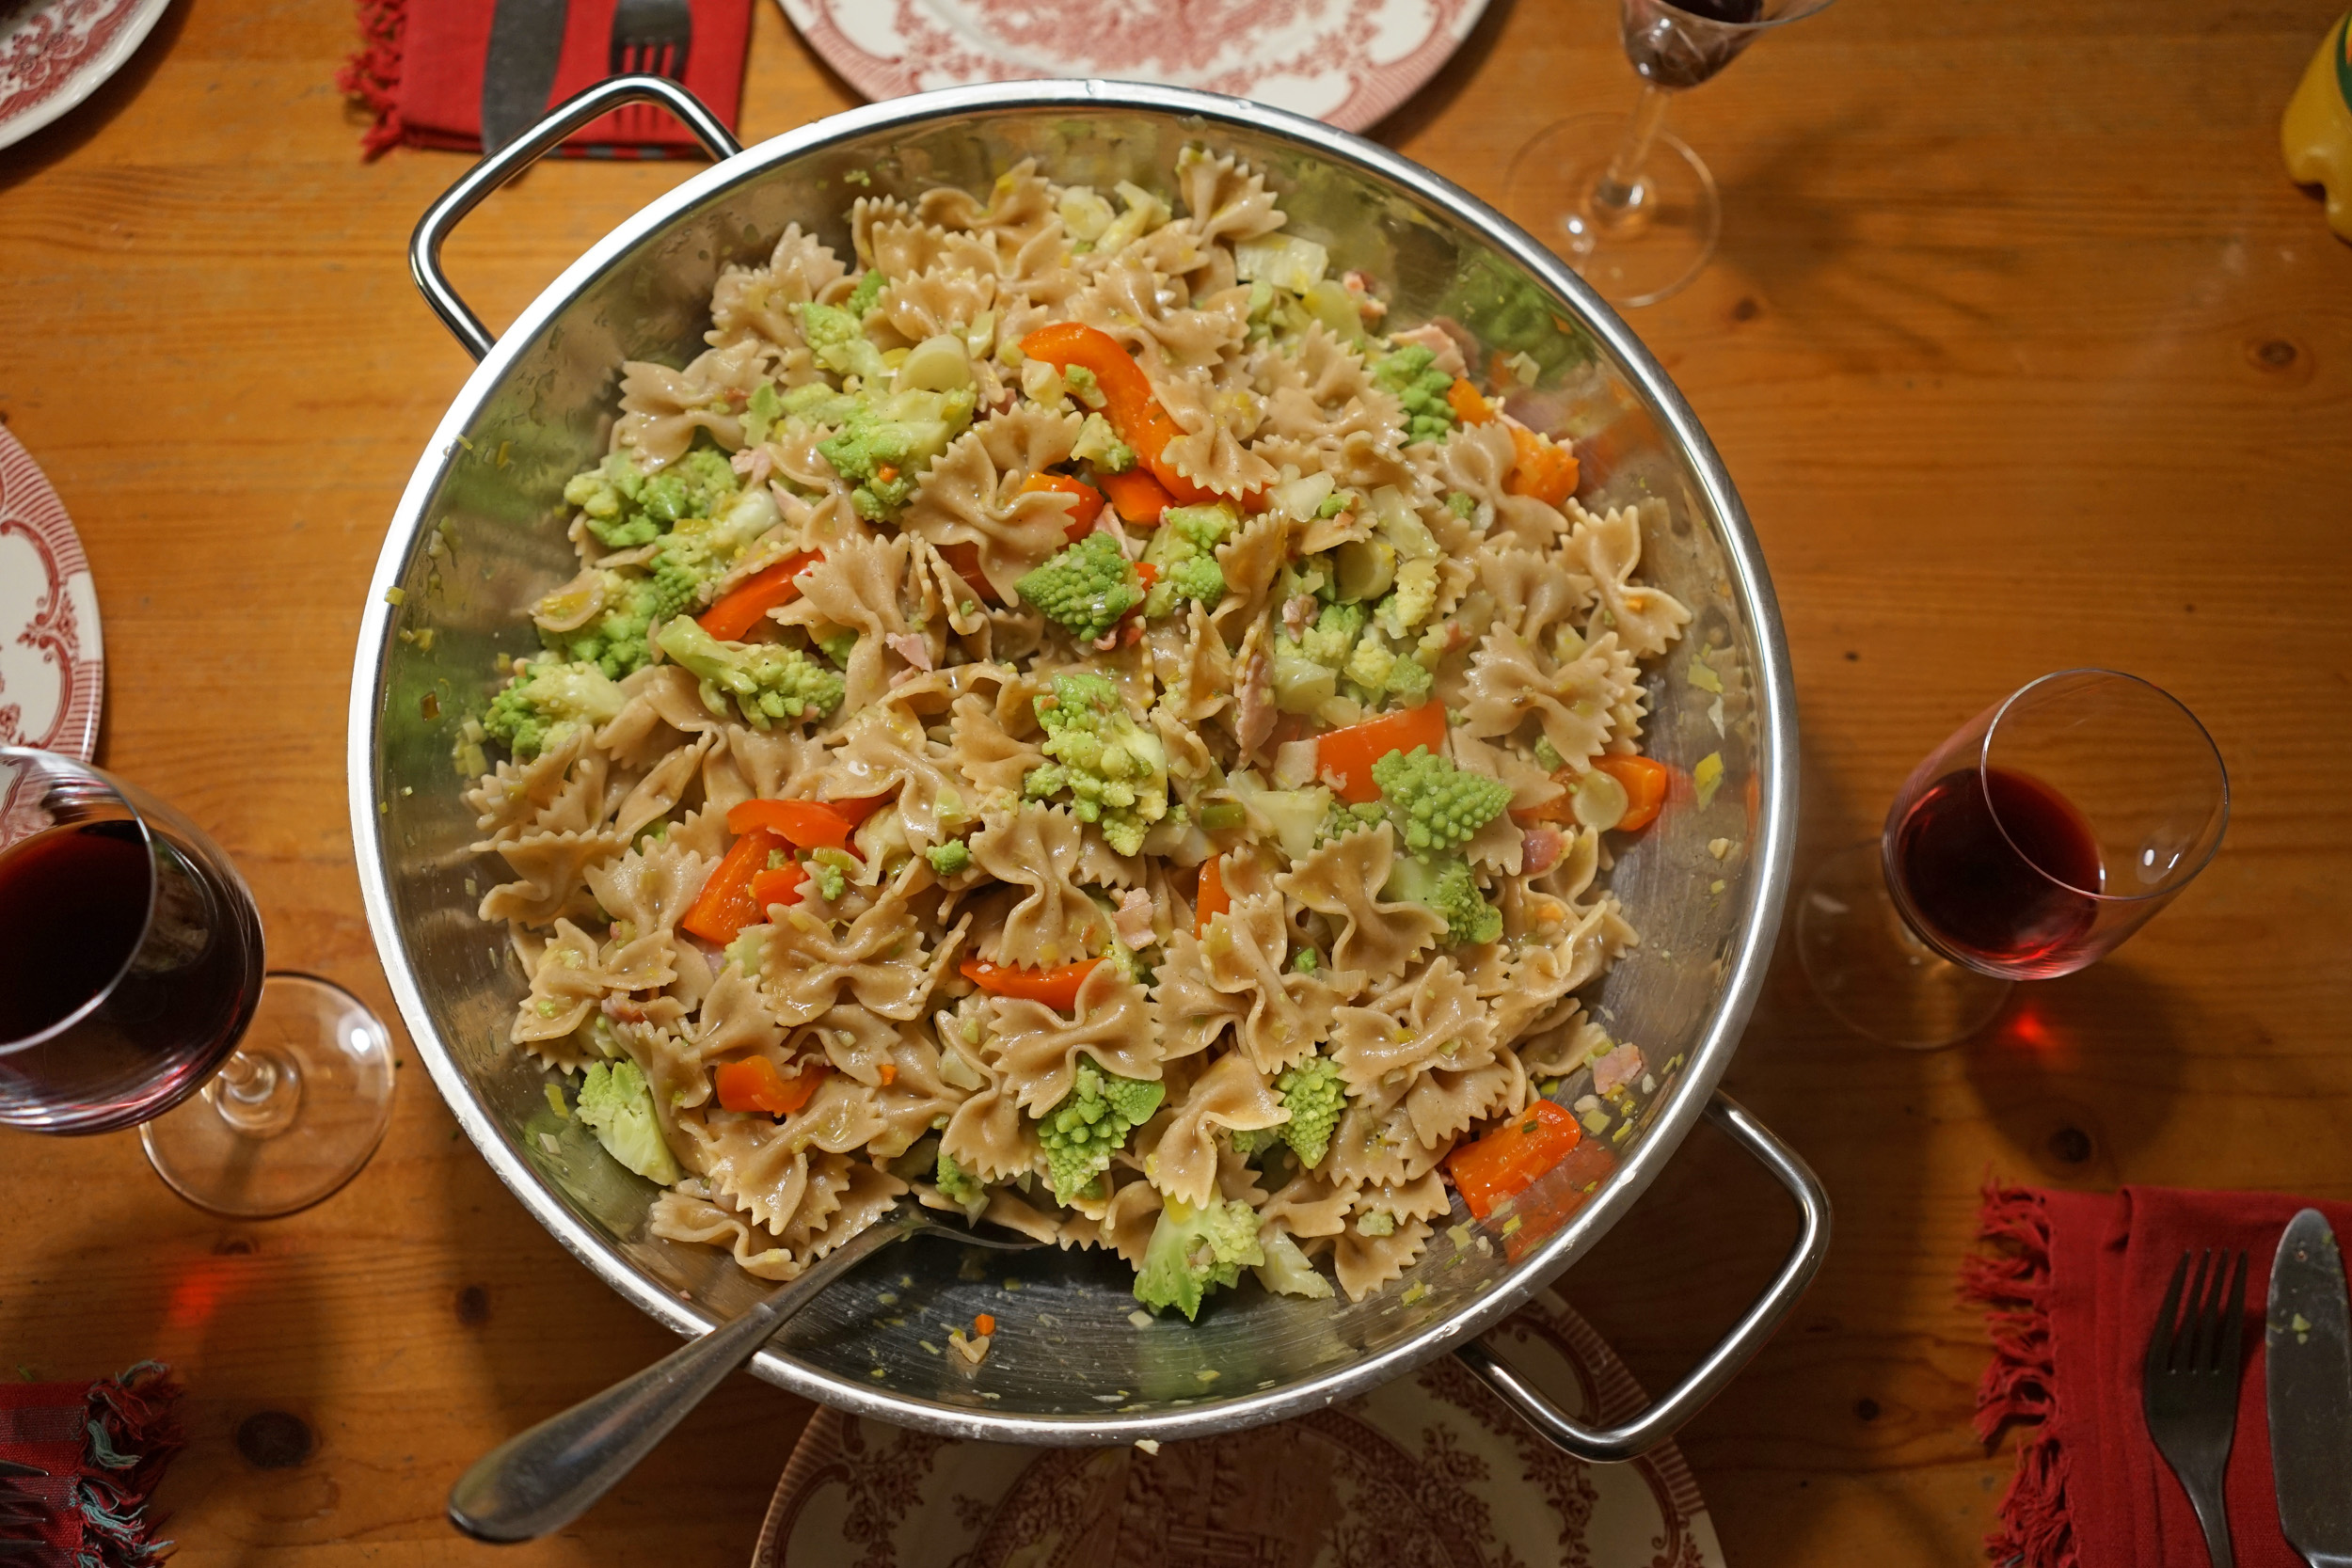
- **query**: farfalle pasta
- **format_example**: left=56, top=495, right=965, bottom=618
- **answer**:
left=464, top=147, right=1692, bottom=1315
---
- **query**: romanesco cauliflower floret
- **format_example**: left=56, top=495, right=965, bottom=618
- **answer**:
left=804, top=850, right=850, bottom=902
left=1024, top=672, right=1170, bottom=856
left=1372, top=745, right=1513, bottom=855
left=1134, top=1196, right=1265, bottom=1321
left=573, top=1060, right=680, bottom=1183
left=844, top=267, right=887, bottom=316
left=796, top=300, right=890, bottom=381
left=1070, top=411, right=1136, bottom=472
left=534, top=571, right=677, bottom=677
left=1343, top=632, right=1397, bottom=692
left=649, top=486, right=782, bottom=614
left=1015, top=531, right=1144, bottom=642
left=1274, top=1054, right=1344, bottom=1168
left=1299, top=599, right=1369, bottom=667
left=482, top=658, right=627, bottom=759
left=1383, top=850, right=1504, bottom=946
left=654, top=616, right=846, bottom=729
left=935, top=1148, right=988, bottom=1215
left=926, top=840, right=973, bottom=876
left=1376, top=558, right=1441, bottom=637
left=1035, top=1056, right=1167, bottom=1204
left=1372, top=343, right=1460, bottom=446
left=562, top=453, right=655, bottom=548
left=818, top=388, right=977, bottom=519
left=1139, top=502, right=1236, bottom=618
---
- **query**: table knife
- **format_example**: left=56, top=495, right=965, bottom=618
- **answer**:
left=2267, top=1208, right=2352, bottom=1568
left=480, top=0, right=570, bottom=155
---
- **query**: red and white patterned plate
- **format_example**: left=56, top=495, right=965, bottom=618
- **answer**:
left=0, top=0, right=174, bottom=154
left=0, top=426, right=103, bottom=760
left=754, top=1289, right=1726, bottom=1568
left=775, top=0, right=1490, bottom=132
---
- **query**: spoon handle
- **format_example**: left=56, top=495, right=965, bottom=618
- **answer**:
left=447, top=1213, right=912, bottom=1541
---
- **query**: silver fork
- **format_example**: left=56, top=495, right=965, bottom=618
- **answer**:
left=448, top=1200, right=1039, bottom=1542
left=2145, top=1248, right=2250, bottom=1568
left=0, top=1462, right=45, bottom=1550
left=606, top=0, right=692, bottom=146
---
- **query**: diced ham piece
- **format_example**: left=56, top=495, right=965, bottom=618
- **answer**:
left=1113, top=888, right=1155, bottom=950
left=1390, top=322, right=1467, bottom=379
left=730, top=447, right=774, bottom=487
left=1282, top=594, right=1317, bottom=638
left=1521, top=828, right=1565, bottom=878
left=1593, top=1041, right=1645, bottom=1097
left=1235, top=641, right=1276, bottom=753
left=885, top=633, right=934, bottom=672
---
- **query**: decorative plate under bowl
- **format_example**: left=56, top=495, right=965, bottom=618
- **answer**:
left=775, top=0, right=1490, bottom=132
left=755, top=1288, right=1725, bottom=1568
left=0, top=425, right=103, bottom=759
left=0, top=0, right=173, bottom=153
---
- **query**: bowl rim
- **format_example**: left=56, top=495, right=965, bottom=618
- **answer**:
left=346, top=75, right=1800, bottom=1446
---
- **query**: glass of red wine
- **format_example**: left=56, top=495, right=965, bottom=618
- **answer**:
left=1502, top=0, right=1836, bottom=308
left=0, top=746, right=395, bottom=1214
left=1797, top=672, right=2229, bottom=1049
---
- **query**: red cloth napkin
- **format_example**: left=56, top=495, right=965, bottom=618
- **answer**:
left=1966, top=1184, right=2352, bottom=1568
left=339, top=0, right=751, bottom=159
left=0, top=1363, right=181, bottom=1567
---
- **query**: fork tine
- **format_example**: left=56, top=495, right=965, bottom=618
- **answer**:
left=2148, top=1250, right=2191, bottom=1382
left=2213, top=1249, right=2249, bottom=1375
left=2186, top=1249, right=2218, bottom=1371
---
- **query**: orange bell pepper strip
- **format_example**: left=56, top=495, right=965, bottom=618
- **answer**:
left=1592, top=754, right=1671, bottom=833
left=696, top=551, right=822, bottom=641
left=1020, top=472, right=1106, bottom=542
left=1019, top=323, right=1218, bottom=506
left=714, top=1056, right=828, bottom=1117
left=680, top=827, right=787, bottom=944
left=1446, top=378, right=1495, bottom=425
left=750, top=862, right=807, bottom=911
left=1195, top=854, right=1231, bottom=936
left=1315, top=702, right=1447, bottom=804
left=959, top=956, right=1100, bottom=1010
left=1095, top=464, right=1177, bottom=528
left=1446, top=1100, right=1583, bottom=1222
left=1504, top=424, right=1581, bottom=508
left=727, top=799, right=865, bottom=856
left=937, top=541, right=1000, bottom=604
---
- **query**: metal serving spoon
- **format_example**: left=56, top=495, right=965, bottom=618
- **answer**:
left=447, top=1202, right=1040, bottom=1541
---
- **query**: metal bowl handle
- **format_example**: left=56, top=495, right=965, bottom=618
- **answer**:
left=1455, top=1092, right=1831, bottom=1464
left=409, top=75, right=743, bottom=361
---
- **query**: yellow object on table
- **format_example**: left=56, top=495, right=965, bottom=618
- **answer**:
left=2282, top=10, right=2352, bottom=240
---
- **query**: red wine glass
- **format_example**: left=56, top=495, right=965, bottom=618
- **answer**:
left=1797, top=671, right=2228, bottom=1049
left=1502, top=0, right=1836, bottom=308
left=0, top=746, right=395, bottom=1215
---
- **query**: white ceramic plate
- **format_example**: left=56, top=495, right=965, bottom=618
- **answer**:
left=754, top=1288, right=1726, bottom=1568
left=0, top=425, right=103, bottom=759
left=775, top=0, right=1490, bottom=132
left=0, top=0, right=173, bottom=153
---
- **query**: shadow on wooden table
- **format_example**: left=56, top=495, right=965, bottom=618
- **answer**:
left=0, top=0, right=191, bottom=194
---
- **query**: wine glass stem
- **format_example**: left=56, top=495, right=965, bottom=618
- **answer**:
left=1593, top=85, right=1676, bottom=221
left=209, top=1045, right=300, bottom=1137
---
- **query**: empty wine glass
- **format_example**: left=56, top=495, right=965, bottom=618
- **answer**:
left=1504, top=0, right=1837, bottom=308
left=0, top=747, right=395, bottom=1215
left=1797, top=672, right=2229, bottom=1049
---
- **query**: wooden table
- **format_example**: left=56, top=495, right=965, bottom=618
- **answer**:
left=3, top=0, right=2346, bottom=1560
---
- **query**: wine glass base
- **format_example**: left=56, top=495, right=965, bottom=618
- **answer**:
left=140, top=973, right=394, bottom=1218
left=1503, top=112, right=1721, bottom=309
left=1797, top=842, right=2013, bottom=1050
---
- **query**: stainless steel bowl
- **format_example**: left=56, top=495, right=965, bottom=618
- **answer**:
left=349, top=75, right=1824, bottom=1462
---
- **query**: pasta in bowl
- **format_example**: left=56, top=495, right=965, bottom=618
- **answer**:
left=358, top=79, right=1807, bottom=1451
left=467, top=148, right=1687, bottom=1322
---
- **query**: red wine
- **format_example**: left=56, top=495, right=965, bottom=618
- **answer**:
left=1624, top=0, right=1766, bottom=88
left=0, top=819, right=263, bottom=1133
left=1890, top=768, right=2104, bottom=976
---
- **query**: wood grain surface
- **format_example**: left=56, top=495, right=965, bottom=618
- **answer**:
left=2, top=0, right=2347, bottom=1561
